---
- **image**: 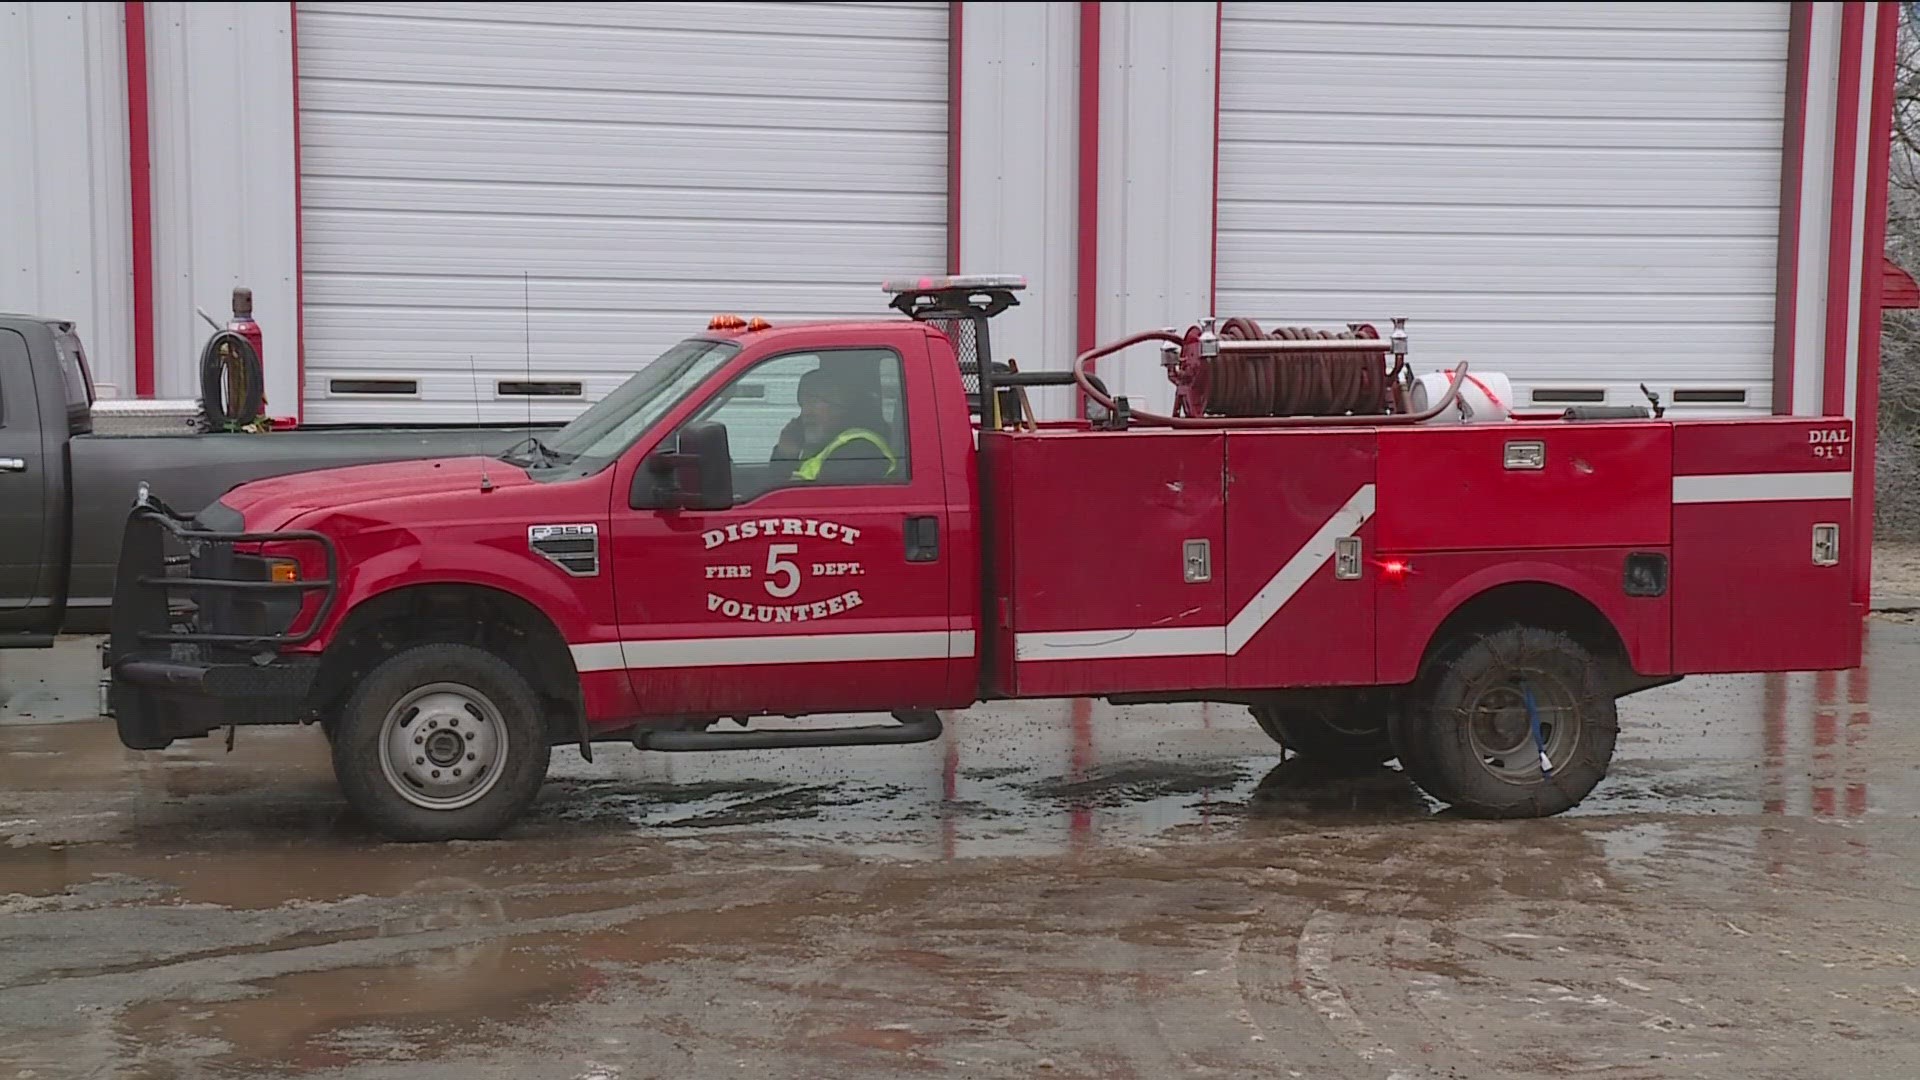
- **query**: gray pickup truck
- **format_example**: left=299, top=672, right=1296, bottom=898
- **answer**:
left=1, top=313, right=555, bottom=642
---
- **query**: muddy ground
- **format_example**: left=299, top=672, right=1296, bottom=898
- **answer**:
left=3, top=624, right=1919, bottom=1079
left=1873, top=539, right=1920, bottom=602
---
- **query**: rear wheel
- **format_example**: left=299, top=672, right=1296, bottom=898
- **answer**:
left=1392, top=626, right=1617, bottom=817
left=1249, top=694, right=1395, bottom=764
left=331, top=643, right=550, bottom=842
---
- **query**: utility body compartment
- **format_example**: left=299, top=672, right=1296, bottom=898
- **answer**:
left=985, top=414, right=1858, bottom=696
left=1668, top=417, right=1859, bottom=673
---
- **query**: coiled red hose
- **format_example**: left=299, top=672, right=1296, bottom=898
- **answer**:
left=1203, top=318, right=1387, bottom=417
left=1070, top=330, right=1468, bottom=430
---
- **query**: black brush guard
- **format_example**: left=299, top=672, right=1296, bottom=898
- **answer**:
left=106, top=489, right=338, bottom=750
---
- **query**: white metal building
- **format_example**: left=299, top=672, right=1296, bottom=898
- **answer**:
left=1, top=3, right=1905, bottom=517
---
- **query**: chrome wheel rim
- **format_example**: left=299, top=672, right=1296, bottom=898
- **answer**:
left=379, top=682, right=508, bottom=811
left=1464, top=676, right=1580, bottom=784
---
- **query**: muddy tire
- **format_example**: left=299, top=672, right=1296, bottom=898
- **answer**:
left=1249, top=699, right=1394, bottom=764
left=331, top=643, right=550, bottom=842
left=1393, top=627, right=1617, bottom=818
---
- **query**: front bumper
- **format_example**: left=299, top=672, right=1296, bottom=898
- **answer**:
left=106, top=490, right=337, bottom=750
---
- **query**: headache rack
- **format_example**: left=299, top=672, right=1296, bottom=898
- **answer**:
left=884, top=275, right=1106, bottom=429
left=885, top=275, right=1023, bottom=424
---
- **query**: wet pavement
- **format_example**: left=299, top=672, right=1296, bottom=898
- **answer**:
left=3, top=623, right=1919, bottom=1078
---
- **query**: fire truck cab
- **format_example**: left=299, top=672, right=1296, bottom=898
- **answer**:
left=106, top=277, right=1863, bottom=841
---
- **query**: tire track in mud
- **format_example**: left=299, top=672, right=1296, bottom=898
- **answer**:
left=755, top=860, right=1369, bottom=1078
left=1231, top=847, right=1512, bottom=1080
left=1230, top=891, right=1389, bottom=1079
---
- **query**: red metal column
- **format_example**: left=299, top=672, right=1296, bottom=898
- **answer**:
left=1821, top=3, right=1866, bottom=417
left=1073, top=1, right=1101, bottom=417
left=1770, top=3, right=1812, bottom=415
left=1208, top=1, right=1223, bottom=317
left=289, top=1, right=307, bottom=425
left=123, top=2, right=154, bottom=398
left=946, top=1, right=963, bottom=275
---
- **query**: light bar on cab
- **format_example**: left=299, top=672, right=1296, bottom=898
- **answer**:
left=881, top=274, right=1028, bottom=294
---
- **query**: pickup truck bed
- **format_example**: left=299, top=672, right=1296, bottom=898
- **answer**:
left=1, top=312, right=556, bottom=638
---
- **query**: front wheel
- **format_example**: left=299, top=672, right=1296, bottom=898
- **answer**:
left=331, top=643, right=551, bottom=842
left=1392, top=626, right=1618, bottom=818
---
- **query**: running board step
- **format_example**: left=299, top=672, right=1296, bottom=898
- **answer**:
left=634, top=709, right=942, bottom=752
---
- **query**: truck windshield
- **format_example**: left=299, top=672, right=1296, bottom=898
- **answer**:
left=513, top=338, right=739, bottom=475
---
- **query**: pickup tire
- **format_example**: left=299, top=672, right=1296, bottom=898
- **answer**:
left=1393, top=626, right=1617, bottom=817
left=330, top=643, right=550, bottom=842
left=1248, top=698, right=1394, bottom=764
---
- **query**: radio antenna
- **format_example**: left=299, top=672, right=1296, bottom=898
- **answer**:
left=467, top=354, right=494, bottom=493
left=523, top=270, right=534, bottom=446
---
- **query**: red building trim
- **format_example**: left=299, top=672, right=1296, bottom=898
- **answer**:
left=288, top=1, right=307, bottom=424
left=1208, top=1, right=1223, bottom=317
left=1771, top=3, right=1812, bottom=415
left=946, top=0, right=962, bottom=275
left=123, top=1, right=154, bottom=398
left=1853, top=0, right=1898, bottom=607
left=1821, top=2, right=1865, bottom=417
left=1074, top=1, right=1101, bottom=416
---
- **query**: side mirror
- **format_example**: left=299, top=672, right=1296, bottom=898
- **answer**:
left=634, top=421, right=733, bottom=511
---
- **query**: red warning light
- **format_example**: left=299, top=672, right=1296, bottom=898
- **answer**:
left=1378, top=559, right=1412, bottom=581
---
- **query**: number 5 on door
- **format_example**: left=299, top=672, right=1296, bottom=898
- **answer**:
left=765, top=544, right=800, bottom=598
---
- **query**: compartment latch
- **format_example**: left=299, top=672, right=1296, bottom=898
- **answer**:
left=1812, top=523, right=1840, bottom=567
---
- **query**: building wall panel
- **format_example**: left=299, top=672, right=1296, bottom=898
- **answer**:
left=1093, top=1, right=1217, bottom=417
left=0, top=2, right=133, bottom=396
left=145, top=1, right=300, bottom=415
left=957, top=0, right=1079, bottom=419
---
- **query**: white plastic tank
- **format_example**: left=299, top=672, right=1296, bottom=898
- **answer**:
left=1408, top=370, right=1514, bottom=424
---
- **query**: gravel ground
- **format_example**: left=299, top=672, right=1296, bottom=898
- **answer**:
left=2, top=621, right=1918, bottom=1078
left=1874, top=539, right=1920, bottom=601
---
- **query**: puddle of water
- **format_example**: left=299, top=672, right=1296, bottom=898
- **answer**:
left=114, top=937, right=589, bottom=1073
left=2, top=623, right=1914, bottom=870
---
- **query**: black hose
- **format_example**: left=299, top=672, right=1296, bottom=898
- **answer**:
left=199, top=330, right=265, bottom=430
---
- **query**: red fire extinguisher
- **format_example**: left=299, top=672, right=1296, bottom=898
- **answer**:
left=227, top=286, right=263, bottom=365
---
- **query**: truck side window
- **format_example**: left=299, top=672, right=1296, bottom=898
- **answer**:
left=682, top=347, right=909, bottom=502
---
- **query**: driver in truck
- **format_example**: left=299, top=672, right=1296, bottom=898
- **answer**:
left=772, top=364, right=898, bottom=483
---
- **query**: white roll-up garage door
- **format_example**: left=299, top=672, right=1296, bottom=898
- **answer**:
left=1217, top=2, right=1789, bottom=415
left=296, top=1, right=948, bottom=424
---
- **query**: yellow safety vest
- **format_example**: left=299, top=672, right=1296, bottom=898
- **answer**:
left=792, top=427, right=897, bottom=481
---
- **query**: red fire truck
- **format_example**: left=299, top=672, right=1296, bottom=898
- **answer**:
left=106, top=277, right=1862, bottom=841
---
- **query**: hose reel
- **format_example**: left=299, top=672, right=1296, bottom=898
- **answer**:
left=1164, top=316, right=1410, bottom=419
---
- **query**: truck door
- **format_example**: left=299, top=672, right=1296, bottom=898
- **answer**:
left=610, top=337, right=959, bottom=717
left=1223, top=429, right=1377, bottom=688
left=0, top=329, right=49, bottom=620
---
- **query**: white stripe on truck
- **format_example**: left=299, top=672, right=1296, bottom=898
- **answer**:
left=570, top=629, right=972, bottom=673
left=566, top=470, right=1849, bottom=673
left=1673, top=471, right=1852, bottom=504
